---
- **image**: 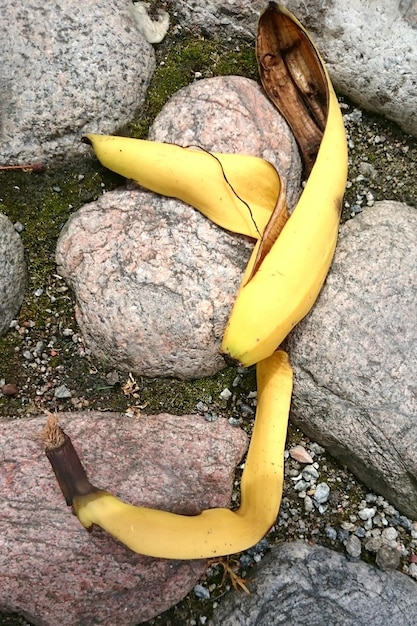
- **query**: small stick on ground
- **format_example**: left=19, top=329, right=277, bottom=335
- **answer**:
left=0, top=163, right=45, bottom=172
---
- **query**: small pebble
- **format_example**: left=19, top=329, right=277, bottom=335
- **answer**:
left=54, top=384, right=72, bottom=399
left=304, top=495, right=314, bottom=513
left=376, top=545, right=401, bottom=571
left=365, top=536, right=383, bottom=553
left=346, top=534, right=362, bottom=559
left=1, top=383, right=19, bottom=396
left=289, top=445, right=314, bottom=464
left=302, top=465, right=319, bottom=482
left=194, top=584, right=210, bottom=600
left=313, top=483, right=330, bottom=505
left=358, top=507, right=376, bottom=521
left=325, top=526, right=337, bottom=541
left=381, top=527, right=398, bottom=543
left=219, top=388, right=232, bottom=401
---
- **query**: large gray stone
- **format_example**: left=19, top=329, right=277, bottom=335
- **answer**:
left=0, top=214, right=26, bottom=336
left=0, top=0, right=155, bottom=165
left=0, top=411, right=247, bottom=625
left=56, top=76, right=301, bottom=379
left=210, top=541, right=417, bottom=625
left=285, top=0, right=417, bottom=137
left=166, top=0, right=417, bottom=137
left=286, top=202, right=417, bottom=519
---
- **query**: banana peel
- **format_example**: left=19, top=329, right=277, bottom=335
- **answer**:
left=221, top=2, right=348, bottom=366
left=44, top=350, right=293, bottom=559
left=45, top=4, right=348, bottom=560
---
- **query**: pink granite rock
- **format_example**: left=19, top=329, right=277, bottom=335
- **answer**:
left=56, top=76, right=301, bottom=379
left=0, top=411, right=247, bottom=625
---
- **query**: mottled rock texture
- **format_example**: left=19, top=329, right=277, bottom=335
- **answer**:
left=0, top=213, right=26, bottom=336
left=0, top=411, right=247, bottom=625
left=286, top=202, right=417, bottom=519
left=166, top=0, right=417, bottom=137
left=210, top=541, right=417, bottom=625
left=56, top=76, right=301, bottom=379
left=0, top=0, right=155, bottom=164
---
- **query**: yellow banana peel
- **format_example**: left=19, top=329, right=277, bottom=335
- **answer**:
left=221, top=3, right=348, bottom=366
left=44, top=4, right=348, bottom=561
left=82, top=136, right=280, bottom=239
left=45, top=350, right=292, bottom=559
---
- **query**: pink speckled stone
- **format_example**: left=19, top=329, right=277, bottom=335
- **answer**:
left=0, top=412, right=247, bottom=625
left=56, top=76, right=301, bottom=379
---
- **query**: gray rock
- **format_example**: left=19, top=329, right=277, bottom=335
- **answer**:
left=209, top=541, right=417, bottom=625
left=56, top=76, right=301, bottom=379
left=165, top=0, right=265, bottom=37
left=0, top=411, right=247, bottom=625
left=0, top=0, right=155, bottom=165
left=285, top=0, right=417, bottom=137
left=286, top=202, right=417, bottom=519
left=168, top=0, right=417, bottom=137
left=0, top=214, right=26, bottom=336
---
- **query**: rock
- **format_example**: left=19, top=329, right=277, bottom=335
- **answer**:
left=149, top=76, right=302, bottom=210
left=285, top=0, right=417, bottom=137
left=209, top=541, right=417, bottom=625
left=0, top=411, right=247, bottom=625
left=168, top=0, right=417, bottom=137
left=288, top=444, right=314, bottom=464
left=165, top=0, right=265, bottom=37
left=0, top=0, right=155, bottom=165
left=56, top=76, right=301, bottom=379
left=286, top=202, right=417, bottom=519
left=0, top=214, right=26, bottom=336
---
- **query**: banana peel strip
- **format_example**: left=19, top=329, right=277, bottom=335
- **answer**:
left=45, top=351, right=293, bottom=560
left=44, top=4, right=346, bottom=560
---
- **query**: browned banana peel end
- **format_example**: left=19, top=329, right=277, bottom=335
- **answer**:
left=257, top=2, right=329, bottom=176
left=43, top=413, right=98, bottom=512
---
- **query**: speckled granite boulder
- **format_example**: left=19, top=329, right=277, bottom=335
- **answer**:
left=0, top=0, right=155, bottom=164
left=0, top=411, right=247, bottom=625
left=0, top=214, right=26, bottom=336
left=286, top=202, right=417, bottom=519
left=209, top=541, right=417, bottom=625
left=167, top=0, right=417, bottom=137
left=56, top=76, right=302, bottom=379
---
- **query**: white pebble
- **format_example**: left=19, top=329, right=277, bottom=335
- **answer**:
left=358, top=507, right=376, bottom=521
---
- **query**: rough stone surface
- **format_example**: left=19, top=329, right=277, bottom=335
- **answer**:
left=209, top=541, right=417, bottom=625
left=285, top=0, right=417, bottom=137
left=286, top=202, right=417, bottom=519
left=56, top=76, right=301, bottom=379
left=0, top=213, right=26, bottom=336
left=167, top=0, right=417, bottom=137
left=0, top=411, right=247, bottom=625
left=0, top=0, right=155, bottom=165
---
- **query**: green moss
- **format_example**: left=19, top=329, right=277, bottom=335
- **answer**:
left=128, top=36, right=257, bottom=138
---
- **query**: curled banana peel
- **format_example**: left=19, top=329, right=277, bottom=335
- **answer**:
left=220, top=2, right=348, bottom=367
left=45, top=350, right=292, bottom=559
left=82, top=135, right=280, bottom=240
left=45, top=4, right=348, bottom=561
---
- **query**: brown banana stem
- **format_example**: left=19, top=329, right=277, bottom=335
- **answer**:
left=43, top=414, right=98, bottom=507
